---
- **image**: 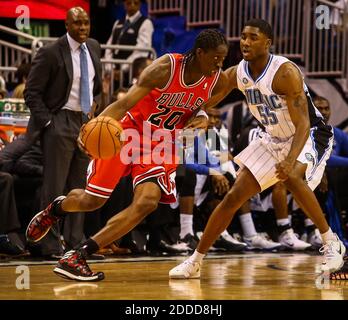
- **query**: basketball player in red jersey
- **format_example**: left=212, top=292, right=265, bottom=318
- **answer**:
left=26, top=29, right=229, bottom=281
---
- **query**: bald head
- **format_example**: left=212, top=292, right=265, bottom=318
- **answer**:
left=66, top=7, right=86, bottom=20
left=65, top=7, right=90, bottom=43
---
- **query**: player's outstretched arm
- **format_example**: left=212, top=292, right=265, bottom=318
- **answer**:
left=273, top=62, right=310, bottom=180
left=184, top=66, right=238, bottom=131
left=100, top=55, right=172, bottom=120
left=202, top=65, right=238, bottom=111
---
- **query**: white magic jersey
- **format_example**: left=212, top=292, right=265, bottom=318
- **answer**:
left=236, top=54, right=323, bottom=141
left=234, top=55, right=333, bottom=191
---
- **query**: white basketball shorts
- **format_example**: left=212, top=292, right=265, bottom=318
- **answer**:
left=234, top=125, right=334, bottom=191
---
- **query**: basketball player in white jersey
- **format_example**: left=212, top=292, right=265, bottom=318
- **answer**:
left=170, top=19, right=345, bottom=279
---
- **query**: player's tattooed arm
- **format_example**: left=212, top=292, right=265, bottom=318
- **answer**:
left=293, top=94, right=307, bottom=109
left=202, top=65, right=238, bottom=111
left=273, top=62, right=310, bottom=179
left=100, top=55, right=172, bottom=120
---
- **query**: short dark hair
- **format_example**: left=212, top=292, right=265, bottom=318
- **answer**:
left=15, top=63, right=31, bottom=83
left=244, top=19, right=273, bottom=40
left=186, top=29, right=228, bottom=59
left=313, top=96, right=330, bottom=105
left=193, top=29, right=228, bottom=52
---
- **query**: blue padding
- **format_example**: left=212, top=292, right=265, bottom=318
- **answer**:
left=153, top=16, right=186, bottom=30
left=163, top=29, right=202, bottom=54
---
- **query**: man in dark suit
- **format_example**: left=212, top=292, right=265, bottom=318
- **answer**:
left=24, top=7, right=102, bottom=257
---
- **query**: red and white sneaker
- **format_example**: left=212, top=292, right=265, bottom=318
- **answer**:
left=26, top=196, right=66, bottom=242
left=53, top=250, right=105, bottom=282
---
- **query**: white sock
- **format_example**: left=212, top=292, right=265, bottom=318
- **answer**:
left=321, top=228, right=336, bottom=243
left=221, top=230, right=230, bottom=238
left=239, top=213, right=257, bottom=238
left=276, top=217, right=290, bottom=226
left=180, top=214, right=193, bottom=239
left=189, top=250, right=205, bottom=263
left=304, top=218, right=315, bottom=227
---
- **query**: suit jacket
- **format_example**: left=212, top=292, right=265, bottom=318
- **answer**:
left=24, top=34, right=102, bottom=134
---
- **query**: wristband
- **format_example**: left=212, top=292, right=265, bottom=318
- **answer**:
left=196, top=109, right=208, bottom=119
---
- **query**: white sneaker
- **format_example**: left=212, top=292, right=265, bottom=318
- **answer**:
left=320, top=234, right=346, bottom=272
left=308, top=229, right=323, bottom=248
left=243, top=234, right=282, bottom=250
left=213, top=231, right=247, bottom=252
left=279, top=229, right=311, bottom=250
left=300, top=233, right=308, bottom=242
left=221, top=231, right=247, bottom=247
left=169, top=259, right=201, bottom=279
left=171, top=242, right=191, bottom=251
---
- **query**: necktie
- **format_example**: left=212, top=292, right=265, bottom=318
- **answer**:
left=80, top=44, right=90, bottom=115
left=123, top=19, right=131, bottom=30
left=119, top=19, right=130, bottom=38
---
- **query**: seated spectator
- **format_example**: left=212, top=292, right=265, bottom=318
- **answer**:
left=111, top=87, right=128, bottom=103
left=204, top=109, right=282, bottom=250
left=312, top=96, right=348, bottom=243
left=12, top=62, right=31, bottom=99
left=131, top=57, right=153, bottom=85
left=0, top=135, right=60, bottom=259
left=175, top=108, right=250, bottom=252
left=0, top=74, right=7, bottom=98
left=0, top=137, right=30, bottom=257
left=0, top=171, right=27, bottom=257
left=11, top=140, right=43, bottom=229
left=175, top=164, right=248, bottom=253
left=0, top=137, right=5, bottom=150
left=0, top=88, right=7, bottom=99
left=0, top=135, right=32, bottom=173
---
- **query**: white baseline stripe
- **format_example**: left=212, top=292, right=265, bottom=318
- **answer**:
left=85, top=189, right=110, bottom=199
left=87, top=183, right=114, bottom=193
left=133, top=172, right=165, bottom=188
left=133, top=166, right=165, bottom=182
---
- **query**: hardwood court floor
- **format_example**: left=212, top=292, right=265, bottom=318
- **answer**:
left=1, top=252, right=348, bottom=300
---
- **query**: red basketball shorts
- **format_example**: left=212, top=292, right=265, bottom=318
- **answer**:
left=85, top=114, right=178, bottom=204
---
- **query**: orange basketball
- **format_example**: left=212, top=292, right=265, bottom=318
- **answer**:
left=80, top=116, right=123, bottom=159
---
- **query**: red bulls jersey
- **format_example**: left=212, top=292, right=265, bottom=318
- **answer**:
left=126, top=53, right=221, bottom=135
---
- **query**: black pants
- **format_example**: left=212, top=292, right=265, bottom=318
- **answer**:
left=175, top=165, right=197, bottom=197
left=38, top=109, right=89, bottom=254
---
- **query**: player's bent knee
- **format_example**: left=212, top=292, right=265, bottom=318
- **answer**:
left=81, top=192, right=107, bottom=211
left=133, top=195, right=159, bottom=216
